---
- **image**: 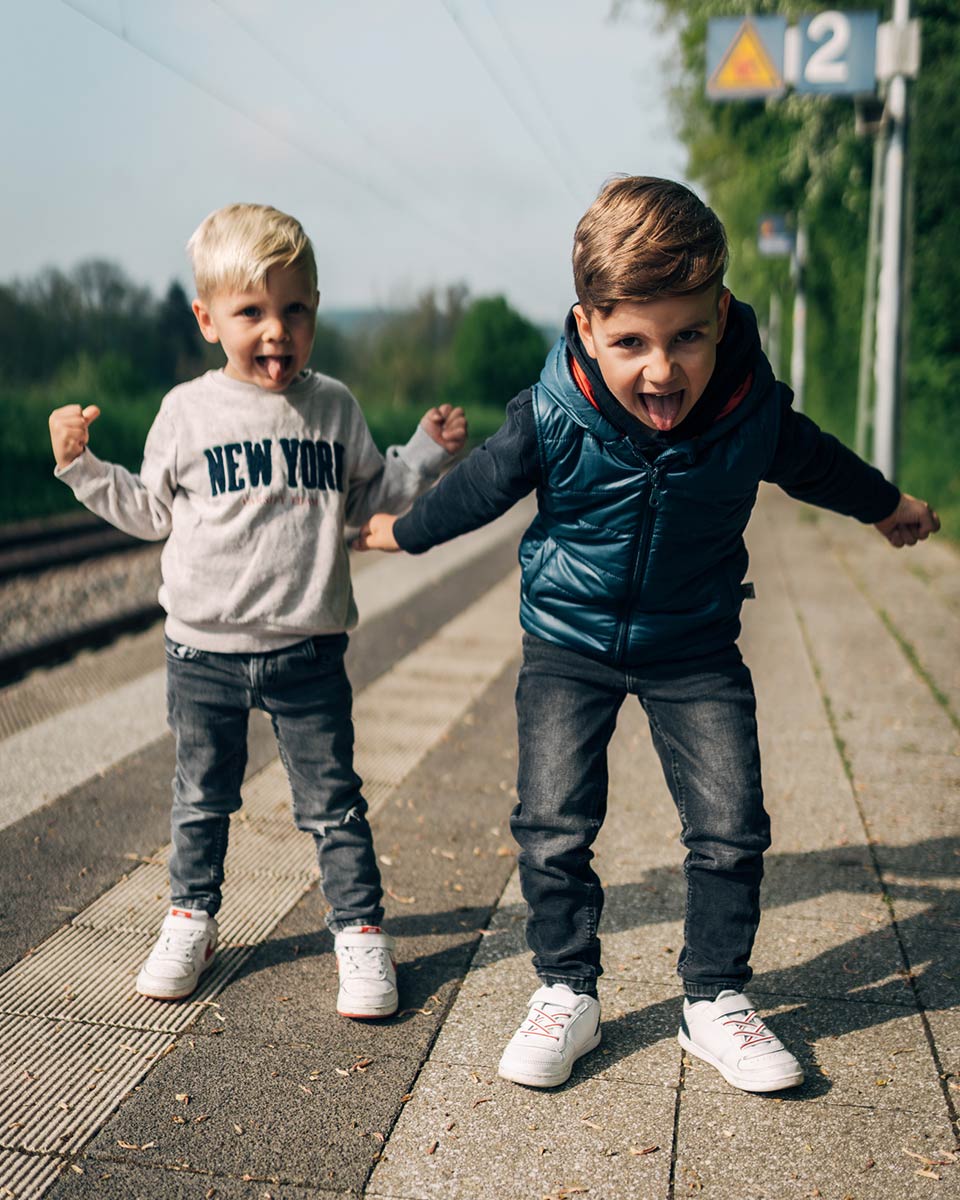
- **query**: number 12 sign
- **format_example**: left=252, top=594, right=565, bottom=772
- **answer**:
left=707, top=10, right=880, bottom=100
left=795, top=10, right=879, bottom=94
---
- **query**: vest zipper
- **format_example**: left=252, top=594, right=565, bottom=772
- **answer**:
left=615, top=463, right=663, bottom=664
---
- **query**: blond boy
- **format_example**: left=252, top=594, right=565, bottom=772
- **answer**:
left=49, top=203, right=466, bottom=1016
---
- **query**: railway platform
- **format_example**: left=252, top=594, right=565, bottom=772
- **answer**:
left=0, top=488, right=957, bottom=1199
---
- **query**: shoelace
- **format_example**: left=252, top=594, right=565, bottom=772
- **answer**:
left=518, top=1003, right=573, bottom=1042
left=338, top=945, right=389, bottom=978
left=722, top=1009, right=778, bottom=1050
left=154, top=926, right=207, bottom=960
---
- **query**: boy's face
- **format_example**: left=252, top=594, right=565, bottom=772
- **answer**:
left=192, top=263, right=319, bottom=392
left=573, top=287, right=730, bottom=432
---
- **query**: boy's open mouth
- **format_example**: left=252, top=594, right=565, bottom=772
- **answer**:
left=638, top=389, right=685, bottom=431
left=256, top=355, right=293, bottom=382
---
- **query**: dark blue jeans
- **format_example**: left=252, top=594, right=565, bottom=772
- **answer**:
left=164, top=633, right=383, bottom=932
left=513, top=633, right=770, bottom=1000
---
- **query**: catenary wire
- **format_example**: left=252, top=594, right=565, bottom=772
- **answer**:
left=439, top=0, right=583, bottom=204
left=60, top=0, right=527, bottom=286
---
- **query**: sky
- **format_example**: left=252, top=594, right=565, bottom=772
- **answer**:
left=3, top=0, right=688, bottom=325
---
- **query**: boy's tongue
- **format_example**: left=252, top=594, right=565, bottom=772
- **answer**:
left=262, top=356, right=287, bottom=382
left=641, top=389, right=684, bottom=431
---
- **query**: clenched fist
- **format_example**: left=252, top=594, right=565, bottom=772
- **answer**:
left=420, top=404, right=467, bottom=455
left=49, top=404, right=101, bottom=471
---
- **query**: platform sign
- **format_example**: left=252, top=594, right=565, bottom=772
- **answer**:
left=795, top=10, right=879, bottom=94
left=758, top=215, right=795, bottom=257
left=706, top=16, right=787, bottom=100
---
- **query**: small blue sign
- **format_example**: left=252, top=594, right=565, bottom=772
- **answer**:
left=795, top=10, right=879, bottom=95
left=757, top=215, right=795, bottom=258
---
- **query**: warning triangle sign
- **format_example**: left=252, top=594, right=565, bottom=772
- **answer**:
left=708, top=19, right=783, bottom=97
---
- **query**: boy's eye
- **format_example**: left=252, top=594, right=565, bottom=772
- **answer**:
left=287, top=302, right=307, bottom=314
left=675, top=330, right=702, bottom=344
left=616, top=337, right=642, bottom=349
left=240, top=306, right=260, bottom=318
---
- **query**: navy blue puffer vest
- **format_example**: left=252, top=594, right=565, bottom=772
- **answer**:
left=518, top=337, right=783, bottom=668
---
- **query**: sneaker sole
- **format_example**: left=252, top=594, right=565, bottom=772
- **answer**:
left=338, top=1005, right=399, bottom=1019
left=677, top=1030, right=804, bottom=1093
left=498, top=1028, right=602, bottom=1089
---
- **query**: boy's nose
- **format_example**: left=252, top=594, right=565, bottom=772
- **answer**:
left=261, top=316, right=289, bottom=343
left=643, top=348, right=675, bottom=384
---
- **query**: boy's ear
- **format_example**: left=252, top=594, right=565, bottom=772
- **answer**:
left=192, top=298, right=221, bottom=345
left=573, top=305, right=597, bottom=358
left=716, top=288, right=731, bottom=340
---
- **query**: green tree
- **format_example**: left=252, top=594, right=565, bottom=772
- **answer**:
left=446, top=296, right=548, bottom=409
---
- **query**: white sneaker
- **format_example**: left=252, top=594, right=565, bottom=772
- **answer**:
left=334, top=925, right=398, bottom=1018
left=498, top=983, right=601, bottom=1088
left=136, top=907, right=218, bottom=1000
left=679, top=989, right=804, bottom=1093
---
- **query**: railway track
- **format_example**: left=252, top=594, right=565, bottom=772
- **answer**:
left=0, top=511, right=143, bottom=581
left=0, top=513, right=162, bottom=686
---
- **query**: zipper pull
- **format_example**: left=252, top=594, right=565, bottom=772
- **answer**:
left=649, top=468, right=662, bottom=508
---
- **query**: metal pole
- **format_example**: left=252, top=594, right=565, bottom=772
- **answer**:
left=854, top=124, right=886, bottom=458
left=790, top=222, right=807, bottom=412
left=768, top=290, right=782, bottom=379
left=873, top=0, right=910, bottom=481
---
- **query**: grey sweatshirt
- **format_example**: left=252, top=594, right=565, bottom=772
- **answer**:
left=56, top=368, right=451, bottom=652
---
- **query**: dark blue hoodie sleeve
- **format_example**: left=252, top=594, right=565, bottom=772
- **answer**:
left=393, top=389, right=540, bottom=554
left=764, top=390, right=900, bottom=522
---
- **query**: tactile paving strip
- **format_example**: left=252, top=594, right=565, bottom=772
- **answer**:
left=0, top=1149, right=67, bottom=1198
left=0, top=1015, right=173, bottom=1154
left=0, top=571, right=521, bottom=1193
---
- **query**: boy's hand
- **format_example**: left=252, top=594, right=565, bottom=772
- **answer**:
left=49, top=404, right=100, bottom=470
left=354, top=512, right=400, bottom=552
left=874, top=492, right=940, bottom=547
left=420, top=404, right=467, bottom=455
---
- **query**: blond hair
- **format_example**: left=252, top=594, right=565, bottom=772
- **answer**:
left=187, top=203, right=317, bottom=298
left=573, top=176, right=728, bottom=314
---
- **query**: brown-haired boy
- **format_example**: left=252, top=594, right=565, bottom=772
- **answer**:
left=356, top=177, right=939, bottom=1091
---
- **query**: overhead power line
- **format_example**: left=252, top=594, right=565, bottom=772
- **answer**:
left=59, top=0, right=523, bottom=283
left=208, top=0, right=505, bottom=267
left=439, top=0, right=583, bottom=203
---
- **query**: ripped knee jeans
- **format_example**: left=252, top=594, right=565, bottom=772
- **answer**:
left=165, top=632, right=383, bottom=930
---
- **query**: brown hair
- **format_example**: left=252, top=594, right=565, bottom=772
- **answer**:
left=572, top=176, right=728, bottom=314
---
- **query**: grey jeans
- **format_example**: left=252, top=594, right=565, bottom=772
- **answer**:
left=514, top=633, right=771, bottom=1000
left=164, top=633, right=383, bottom=931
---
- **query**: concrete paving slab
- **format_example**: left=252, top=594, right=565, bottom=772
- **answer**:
left=367, top=1061, right=676, bottom=1200
left=760, top=851, right=887, bottom=925
left=50, top=1160, right=335, bottom=1199
left=818, top=507, right=960, bottom=720
left=746, top=912, right=909, bottom=1005
left=923, top=1006, right=960, bottom=1070
left=896, top=926, right=960, bottom=1012
left=883, top=875, right=960, bottom=933
left=675, top=1088, right=958, bottom=1199
left=79, top=1029, right=416, bottom=1192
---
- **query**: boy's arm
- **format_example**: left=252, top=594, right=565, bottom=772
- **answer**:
left=51, top=402, right=176, bottom=541
left=343, top=406, right=460, bottom=528
left=764, top=393, right=916, bottom=530
left=355, top=389, right=540, bottom=553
